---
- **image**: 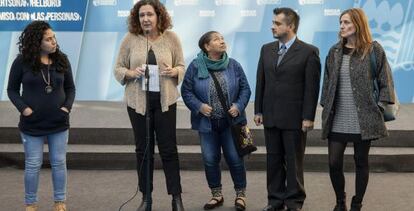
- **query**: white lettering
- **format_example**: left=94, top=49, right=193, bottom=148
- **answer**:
left=298, top=0, right=324, bottom=5
left=199, top=10, right=215, bottom=17
left=324, top=9, right=341, bottom=16
left=0, top=0, right=28, bottom=7
left=215, top=0, right=238, bottom=6
left=30, top=12, right=44, bottom=20
left=240, top=10, right=257, bottom=17
left=93, top=0, right=117, bottom=6
left=45, top=12, right=81, bottom=21
left=0, top=12, right=15, bottom=20
left=16, top=12, right=30, bottom=20
left=29, top=11, right=81, bottom=21
left=30, top=0, right=61, bottom=7
left=174, top=0, right=198, bottom=6
left=117, top=10, right=130, bottom=17
left=256, top=0, right=281, bottom=5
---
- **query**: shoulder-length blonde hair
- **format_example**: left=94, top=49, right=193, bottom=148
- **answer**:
left=339, top=8, right=373, bottom=59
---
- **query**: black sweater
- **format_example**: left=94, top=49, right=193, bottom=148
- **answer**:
left=7, top=56, right=76, bottom=136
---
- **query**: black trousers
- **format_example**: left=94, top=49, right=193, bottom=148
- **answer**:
left=328, top=132, right=371, bottom=204
left=127, top=93, right=182, bottom=195
left=264, top=127, right=306, bottom=209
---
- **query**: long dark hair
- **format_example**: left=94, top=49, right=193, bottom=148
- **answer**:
left=18, top=21, right=69, bottom=72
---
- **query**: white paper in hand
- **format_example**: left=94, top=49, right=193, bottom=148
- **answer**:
left=141, top=64, right=160, bottom=92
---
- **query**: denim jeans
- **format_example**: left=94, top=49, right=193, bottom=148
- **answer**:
left=199, top=118, right=246, bottom=190
left=20, top=130, right=68, bottom=205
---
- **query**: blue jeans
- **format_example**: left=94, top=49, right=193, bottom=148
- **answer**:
left=20, top=130, right=68, bottom=205
left=199, top=118, right=246, bottom=190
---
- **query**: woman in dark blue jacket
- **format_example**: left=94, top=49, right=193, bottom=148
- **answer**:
left=181, top=31, right=251, bottom=211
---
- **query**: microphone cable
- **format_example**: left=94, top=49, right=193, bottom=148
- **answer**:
left=118, top=139, right=150, bottom=211
left=119, top=30, right=152, bottom=211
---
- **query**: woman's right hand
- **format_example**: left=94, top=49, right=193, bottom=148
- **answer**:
left=199, top=103, right=213, bottom=117
left=125, top=67, right=145, bottom=80
left=22, top=107, right=33, bottom=116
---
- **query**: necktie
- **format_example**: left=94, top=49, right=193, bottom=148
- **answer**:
left=277, top=44, right=287, bottom=66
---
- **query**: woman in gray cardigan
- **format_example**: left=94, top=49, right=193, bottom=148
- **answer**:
left=114, top=1, right=185, bottom=210
left=320, top=8, right=395, bottom=211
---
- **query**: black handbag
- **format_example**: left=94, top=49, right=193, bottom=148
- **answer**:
left=369, top=48, right=399, bottom=122
left=209, top=72, right=257, bottom=157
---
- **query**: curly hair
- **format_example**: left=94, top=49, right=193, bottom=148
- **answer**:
left=128, top=0, right=172, bottom=35
left=18, top=21, right=69, bottom=73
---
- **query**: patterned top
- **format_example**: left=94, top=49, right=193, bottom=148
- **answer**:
left=331, top=47, right=361, bottom=134
left=209, top=70, right=229, bottom=119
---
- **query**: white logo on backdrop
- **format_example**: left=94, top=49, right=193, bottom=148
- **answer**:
left=256, top=0, right=281, bottom=5
left=324, top=9, right=341, bottom=16
left=240, top=10, right=257, bottom=17
left=298, top=0, right=324, bottom=5
left=93, top=0, right=117, bottom=6
left=215, top=0, right=239, bottom=6
left=174, top=0, right=199, bottom=6
left=199, top=10, right=216, bottom=17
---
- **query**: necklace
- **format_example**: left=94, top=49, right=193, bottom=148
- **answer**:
left=40, top=58, right=53, bottom=94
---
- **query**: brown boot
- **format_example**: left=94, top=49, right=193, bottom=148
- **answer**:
left=53, top=201, right=67, bottom=211
left=25, top=204, right=38, bottom=211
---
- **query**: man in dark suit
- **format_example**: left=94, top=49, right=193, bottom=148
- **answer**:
left=254, top=7, right=321, bottom=211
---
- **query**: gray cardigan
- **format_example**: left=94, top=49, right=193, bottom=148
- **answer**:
left=320, top=41, right=396, bottom=140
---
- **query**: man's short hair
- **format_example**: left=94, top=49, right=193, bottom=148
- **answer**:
left=273, top=7, right=300, bottom=33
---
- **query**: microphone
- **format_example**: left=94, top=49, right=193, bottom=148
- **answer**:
left=134, top=30, right=151, bottom=83
left=144, top=30, right=150, bottom=87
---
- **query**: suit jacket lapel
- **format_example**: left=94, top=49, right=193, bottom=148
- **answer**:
left=277, top=38, right=300, bottom=68
left=271, top=41, right=279, bottom=71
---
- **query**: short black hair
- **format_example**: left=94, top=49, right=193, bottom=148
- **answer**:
left=198, top=31, right=219, bottom=53
left=273, top=7, right=300, bottom=33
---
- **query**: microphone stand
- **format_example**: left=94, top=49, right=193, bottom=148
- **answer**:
left=144, top=30, right=152, bottom=211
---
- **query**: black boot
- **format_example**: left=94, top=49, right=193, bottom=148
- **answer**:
left=172, top=194, right=185, bottom=211
left=350, top=196, right=362, bottom=211
left=137, top=195, right=151, bottom=211
left=333, top=193, right=347, bottom=211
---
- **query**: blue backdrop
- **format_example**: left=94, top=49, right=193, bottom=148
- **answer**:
left=1, top=0, right=413, bottom=103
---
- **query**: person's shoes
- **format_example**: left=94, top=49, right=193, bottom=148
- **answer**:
left=203, top=196, right=224, bottom=210
left=137, top=195, right=151, bottom=211
left=350, top=204, right=362, bottom=211
left=333, top=193, right=347, bottom=211
left=333, top=203, right=348, bottom=211
left=235, top=196, right=246, bottom=211
left=25, top=204, right=38, bottom=211
left=53, top=202, right=66, bottom=211
left=349, top=196, right=362, bottom=211
left=263, top=204, right=286, bottom=211
left=172, top=194, right=185, bottom=211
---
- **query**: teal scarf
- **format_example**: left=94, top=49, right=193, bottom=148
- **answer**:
left=195, top=51, right=229, bottom=79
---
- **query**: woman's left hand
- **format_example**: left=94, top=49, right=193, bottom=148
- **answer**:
left=228, top=104, right=239, bottom=117
left=161, top=62, right=178, bottom=78
left=60, top=107, right=69, bottom=113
